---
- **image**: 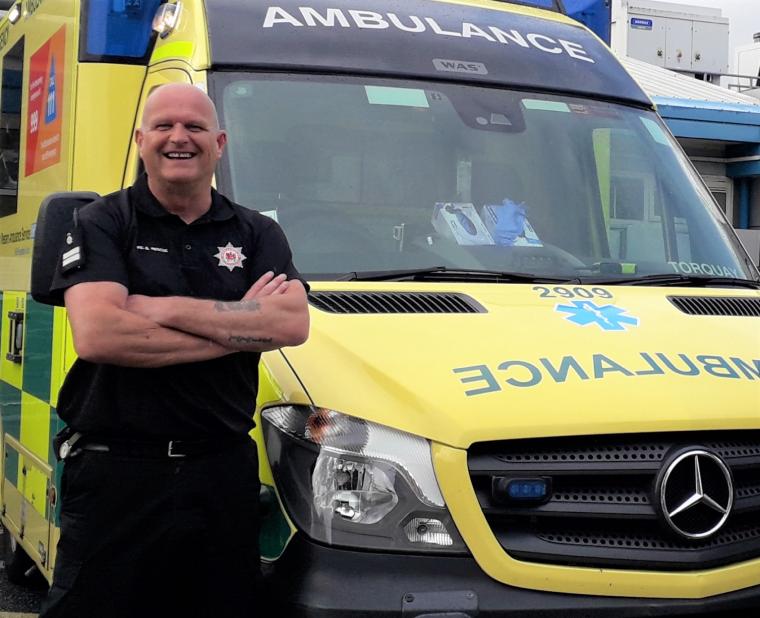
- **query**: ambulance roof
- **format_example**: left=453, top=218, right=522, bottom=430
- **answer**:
left=206, top=0, right=651, bottom=107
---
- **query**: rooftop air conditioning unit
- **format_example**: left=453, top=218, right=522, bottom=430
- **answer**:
left=611, top=0, right=729, bottom=81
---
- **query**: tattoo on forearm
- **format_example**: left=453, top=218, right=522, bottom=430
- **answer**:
left=214, top=300, right=261, bottom=312
left=228, top=335, right=274, bottom=345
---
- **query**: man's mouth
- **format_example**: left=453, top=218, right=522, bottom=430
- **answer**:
left=164, top=152, right=196, bottom=159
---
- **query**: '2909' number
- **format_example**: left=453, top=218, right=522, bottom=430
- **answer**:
left=532, top=286, right=613, bottom=299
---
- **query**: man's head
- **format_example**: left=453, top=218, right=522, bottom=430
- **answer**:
left=135, top=83, right=227, bottom=193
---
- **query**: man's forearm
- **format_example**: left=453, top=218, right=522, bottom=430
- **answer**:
left=72, top=306, right=233, bottom=367
left=212, top=298, right=275, bottom=347
left=103, top=324, right=232, bottom=367
left=129, top=287, right=309, bottom=352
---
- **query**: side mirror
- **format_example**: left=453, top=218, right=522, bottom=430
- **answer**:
left=31, top=192, right=100, bottom=306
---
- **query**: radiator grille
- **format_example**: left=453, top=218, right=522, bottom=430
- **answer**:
left=468, top=431, right=760, bottom=571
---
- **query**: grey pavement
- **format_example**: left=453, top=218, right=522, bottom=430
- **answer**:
left=0, top=526, right=46, bottom=617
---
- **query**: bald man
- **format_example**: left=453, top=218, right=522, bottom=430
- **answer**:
left=40, top=83, right=309, bottom=617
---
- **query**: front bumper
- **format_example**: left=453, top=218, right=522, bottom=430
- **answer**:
left=267, top=535, right=760, bottom=617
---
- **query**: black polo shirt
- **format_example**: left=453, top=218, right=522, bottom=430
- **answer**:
left=51, top=174, right=307, bottom=440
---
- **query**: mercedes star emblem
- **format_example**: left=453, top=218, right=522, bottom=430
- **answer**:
left=657, top=449, right=733, bottom=540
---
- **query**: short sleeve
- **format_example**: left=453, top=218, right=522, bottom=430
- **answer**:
left=252, top=217, right=310, bottom=293
left=50, top=197, right=131, bottom=294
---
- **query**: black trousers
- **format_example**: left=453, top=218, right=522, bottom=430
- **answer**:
left=39, top=438, right=262, bottom=618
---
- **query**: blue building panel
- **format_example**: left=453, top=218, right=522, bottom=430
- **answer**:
left=655, top=97, right=760, bottom=144
left=727, top=160, right=760, bottom=178
left=662, top=117, right=760, bottom=144
left=651, top=96, right=760, bottom=231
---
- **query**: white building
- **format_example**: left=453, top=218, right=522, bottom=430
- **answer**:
left=612, top=0, right=760, bottom=262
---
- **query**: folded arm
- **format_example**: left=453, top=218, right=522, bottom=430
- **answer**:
left=126, top=274, right=310, bottom=352
left=65, top=281, right=234, bottom=367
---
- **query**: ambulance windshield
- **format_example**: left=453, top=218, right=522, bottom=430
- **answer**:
left=216, top=74, right=755, bottom=282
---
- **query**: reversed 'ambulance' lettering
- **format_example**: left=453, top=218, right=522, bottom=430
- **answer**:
left=454, top=352, right=760, bottom=396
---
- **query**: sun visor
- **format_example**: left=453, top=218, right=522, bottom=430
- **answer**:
left=206, top=0, right=650, bottom=107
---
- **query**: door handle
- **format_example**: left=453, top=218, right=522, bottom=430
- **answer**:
left=6, top=311, right=23, bottom=363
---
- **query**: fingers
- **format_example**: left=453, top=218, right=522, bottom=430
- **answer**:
left=242, top=272, right=289, bottom=300
left=242, top=271, right=275, bottom=300
left=259, top=273, right=288, bottom=297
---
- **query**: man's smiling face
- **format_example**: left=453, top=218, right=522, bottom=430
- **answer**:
left=135, top=84, right=227, bottom=189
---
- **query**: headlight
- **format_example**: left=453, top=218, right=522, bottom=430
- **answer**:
left=262, top=405, right=467, bottom=554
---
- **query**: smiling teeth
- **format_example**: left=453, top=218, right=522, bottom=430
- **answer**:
left=166, top=152, right=194, bottom=158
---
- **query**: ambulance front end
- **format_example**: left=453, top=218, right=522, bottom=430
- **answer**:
left=204, top=0, right=760, bottom=614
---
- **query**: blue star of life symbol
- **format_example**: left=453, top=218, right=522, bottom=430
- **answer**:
left=555, top=301, right=639, bottom=331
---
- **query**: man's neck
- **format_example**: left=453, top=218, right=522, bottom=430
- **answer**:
left=147, top=177, right=213, bottom=224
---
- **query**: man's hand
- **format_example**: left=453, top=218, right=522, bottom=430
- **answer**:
left=241, top=271, right=290, bottom=300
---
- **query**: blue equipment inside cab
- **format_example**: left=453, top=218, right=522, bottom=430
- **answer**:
left=85, top=0, right=163, bottom=59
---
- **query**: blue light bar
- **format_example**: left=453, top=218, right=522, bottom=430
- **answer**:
left=563, top=0, right=612, bottom=44
left=507, top=479, right=549, bottom=500
left=495, top=0, right=562, bottom=11
left=85, top=0, right=163, bottom=59
left=492, top=476, right=551, bottom=504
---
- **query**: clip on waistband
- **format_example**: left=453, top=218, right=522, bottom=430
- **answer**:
left=58, top=432, right=82, bottom=460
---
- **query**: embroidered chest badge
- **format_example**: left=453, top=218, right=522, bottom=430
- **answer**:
left=214, top=242, right=247, bottom=271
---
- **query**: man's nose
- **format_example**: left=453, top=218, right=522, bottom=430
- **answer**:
left=168, top=123, right=189, bottom=142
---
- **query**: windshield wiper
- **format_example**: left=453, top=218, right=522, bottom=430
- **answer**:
left=338, top=266, right=576, bottom=283
left=581, top=273, right=760, bottom=289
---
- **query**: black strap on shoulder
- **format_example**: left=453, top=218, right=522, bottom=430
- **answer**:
left=31, top=187, right=136, bottom=306
left=31, top=191, right=100, bottom=306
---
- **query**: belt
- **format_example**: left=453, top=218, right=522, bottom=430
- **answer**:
left=63, top=435, right=247, bottom=459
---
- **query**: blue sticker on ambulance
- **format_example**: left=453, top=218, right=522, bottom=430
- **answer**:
left=556, top=301, right=639, bottom=331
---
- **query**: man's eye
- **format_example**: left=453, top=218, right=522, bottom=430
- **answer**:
left=187, top=125, right=204, bottom=132
left=155, top=124, right=172, bottom=130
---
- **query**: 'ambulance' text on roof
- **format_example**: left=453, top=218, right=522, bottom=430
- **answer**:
left=263, top=6, right=596, bottom=64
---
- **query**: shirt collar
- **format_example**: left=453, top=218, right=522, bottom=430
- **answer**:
left=131, top=174, right=235, bottom=223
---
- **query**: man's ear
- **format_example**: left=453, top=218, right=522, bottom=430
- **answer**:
left=134, top=128, right=144, bottom=147
left=216, top=130, right=228, bottom=158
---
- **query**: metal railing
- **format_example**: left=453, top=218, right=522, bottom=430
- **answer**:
left=716, top=72, right=760, bottom=94
left=688, top=70, right=760, bottom=96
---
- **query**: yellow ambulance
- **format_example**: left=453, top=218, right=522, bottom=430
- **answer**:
left=1, top=0, right=759, bottom=614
